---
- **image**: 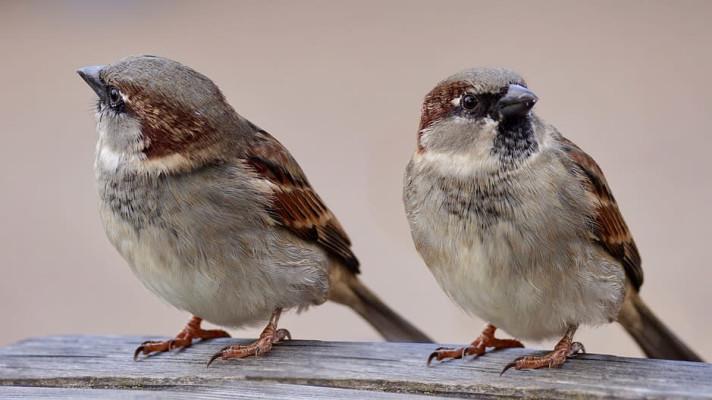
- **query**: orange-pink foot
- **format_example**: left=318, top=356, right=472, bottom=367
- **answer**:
left=427, top=324, right=524, bottom=365
left=501, top=327, right=584, bottom=374
left=134, top=316, right=230, bottom=360
left=207, top=308, right=290, bottom=366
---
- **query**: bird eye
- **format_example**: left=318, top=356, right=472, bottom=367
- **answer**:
left=461, top=94, right=477, bottom=110
left=107, top=86, right=123, bottom=108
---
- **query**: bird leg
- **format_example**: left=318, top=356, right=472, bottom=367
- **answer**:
left=207, top=308, right=291, bottom=366
left=501, top=326, right=585, bottom=374
left=427, top=324, right=524, bottom=365
left=134, top=316, right=230, bottom=360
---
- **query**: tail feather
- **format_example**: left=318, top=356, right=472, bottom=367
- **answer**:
left=618, top=290, right=702, bottom=362
left=328, top=266, right=432, bottom=343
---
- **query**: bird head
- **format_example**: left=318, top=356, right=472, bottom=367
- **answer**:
left=78, top=55, right=243, bottom=174
left=417, top=68, right=539, bottom=164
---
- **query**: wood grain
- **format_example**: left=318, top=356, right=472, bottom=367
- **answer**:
left=1, top=336, right=710, bottom=399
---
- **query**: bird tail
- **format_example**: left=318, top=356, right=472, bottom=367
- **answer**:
left=618, top=289, right=702, bottom=362
left=328, top=265, right=432, bottom=343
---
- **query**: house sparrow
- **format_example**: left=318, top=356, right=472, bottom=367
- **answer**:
left=77, top=55, right=431, bottom=365
left=403, top=68, right=703, bottom=372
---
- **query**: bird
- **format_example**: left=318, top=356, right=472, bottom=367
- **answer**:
left=402, top=67, right=703, bottom=373
left=77, top=55, right=431, bottom=365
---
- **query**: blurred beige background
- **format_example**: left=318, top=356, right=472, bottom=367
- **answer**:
left=0, top=0, right=710, bottom=360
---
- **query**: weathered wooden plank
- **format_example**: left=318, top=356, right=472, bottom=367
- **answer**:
left=0, top=381, right=446, bottom=399
left=0, top=336, right=710, bottom=399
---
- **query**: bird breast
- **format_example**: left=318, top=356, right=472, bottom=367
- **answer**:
left=94, top=157, right=331, bottom=328
left=404, top=148, right=626, bottom=340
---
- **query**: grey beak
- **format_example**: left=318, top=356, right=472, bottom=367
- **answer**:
left=497, top=84, right=538, bottom=119
left=77, top=65, right=107, bottom=102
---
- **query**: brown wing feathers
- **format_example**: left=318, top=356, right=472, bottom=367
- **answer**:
left=245, top=129, right=360, bottom=273
left=558, top=136, right=644, bottom=290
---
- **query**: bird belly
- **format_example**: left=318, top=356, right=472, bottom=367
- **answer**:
left=100, top=206, right=329, bottom=328
left=420, top=216, right=625, bottom=340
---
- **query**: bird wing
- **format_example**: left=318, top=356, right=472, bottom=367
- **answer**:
left=243, top=127, right=360, bottom=273
left=556, top=134, right=643, bottom=290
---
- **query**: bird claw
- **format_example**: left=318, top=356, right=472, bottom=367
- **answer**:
left=427, top=326, right=523, bottom=366
left=133, top=338, right=190, bottom=361
left=426, top=351, right=441, bottom=366
left=207, top=344, right=232, bottom=367
left=132, top=317, right=230, bottom=361
left=206, top=326, right=291, bottom=367
left=274, top=328, right=292, bottom=342
left=133, top=344, right=151, bottom=361
left=500, top=340, right=585, bottom=375
left=571, top=341, right=586, bottom=355
left=500, top=360, right=519, bottom=376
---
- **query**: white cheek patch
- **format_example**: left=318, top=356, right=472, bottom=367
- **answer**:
left=416, top=150, right=501, bottom=177
left=416, top=118, right=504, bottom=177
left=95, top=113, right=142, bottom=172
left=97, top=146, right=122, bottom=171
left=94, top=110, right=200, bottom=175
left=96, top=143, right=196, bottom=175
